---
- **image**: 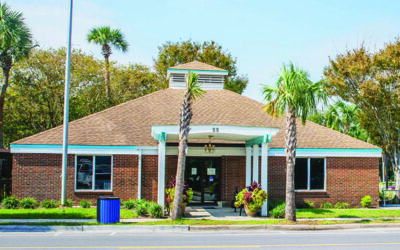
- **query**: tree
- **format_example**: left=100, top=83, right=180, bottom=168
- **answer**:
left=308, top=101, right=369, bottom=141
left=87, top=26, right=128, bottom=99
left=5, top=48, right=159, bottom=147
left=324, top=41, right=400, bottom=189
left=154, top=40, right=248, bottom=94
left=263, top=64, right=327, bottom=221
left=0, top=3, right=34, bottom=148
left=171, top=72, right=204, bottom=220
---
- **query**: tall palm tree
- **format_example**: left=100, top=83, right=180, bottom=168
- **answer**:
left=325, top=100, right=368, bottom=138
left=171, top=72, right=204, bottom=220
left=0, top=3, right=34, bottom=148
left=87, top=26, right=128, bottom=99
left=263, top=64, right=327, bottom=221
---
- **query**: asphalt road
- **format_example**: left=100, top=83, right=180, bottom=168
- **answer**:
left=1, top=228, right=400, bottom=249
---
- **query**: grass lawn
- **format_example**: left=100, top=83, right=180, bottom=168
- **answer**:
left=0, top=208, right=137, bottom=219
left=1, top=218, right=400, bottom=226
left=296, top=208, right=400, bottom=219
left=1, top=207, right=400, bottom=221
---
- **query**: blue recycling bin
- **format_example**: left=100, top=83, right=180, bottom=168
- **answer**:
left=97, top=197, right=120, bottom=224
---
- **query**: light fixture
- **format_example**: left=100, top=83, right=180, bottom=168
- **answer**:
left=204, top=135, right=215, bottom=153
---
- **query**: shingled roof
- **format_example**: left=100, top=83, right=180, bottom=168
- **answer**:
left=13, top=89, right=378, bottom=149
left=169, top=60, right=227, bottom=72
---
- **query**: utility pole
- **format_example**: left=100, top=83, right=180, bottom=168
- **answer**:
left=61, top=0, right=73, bottom=205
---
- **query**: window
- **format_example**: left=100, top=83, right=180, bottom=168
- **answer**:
left=76, top=155, right=112, bottom=191
left=295, top=158, right=325, bottom=191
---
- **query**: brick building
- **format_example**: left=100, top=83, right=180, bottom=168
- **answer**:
left=10, top=61, right=381, bottom=215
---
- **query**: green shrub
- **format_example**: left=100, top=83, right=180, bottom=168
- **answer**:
left=2, top=196, right=19, bottom=209
left=361, top=195, right=372, bottom=208
left=41, top=200, right=57, bottom=209
left=80, top=200, right=91, bottom=208
left=148, top=202, right=163, bottom=218
left=20, top=197, right=39, bottom=209
left=135, top=199, right=150, bottom=216
left=63, top=199, right=73, bottom=207
left=270, top=203, right=285, bottom=218
left=303, top=200, right=315, bottom=209
left=320, top=202, right=333, bottom=209
left=123, top=200, right=135, bottom=209
left=268, top=199, right=284, bottom=211
left=334, top=202, right=350, bottom=209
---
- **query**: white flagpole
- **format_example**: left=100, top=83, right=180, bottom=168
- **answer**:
left=61, top=0, right=73, bottom=205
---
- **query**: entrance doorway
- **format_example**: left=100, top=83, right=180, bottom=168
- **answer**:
left=185, top=157, right=221, bottom=205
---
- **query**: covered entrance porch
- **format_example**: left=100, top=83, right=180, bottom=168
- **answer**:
left=152, top=124, right=279, bottom=216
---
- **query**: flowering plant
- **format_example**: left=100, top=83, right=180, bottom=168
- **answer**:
left=234, top=181, right=268, bottom=213
left=165, top=177, right=193, bottom=205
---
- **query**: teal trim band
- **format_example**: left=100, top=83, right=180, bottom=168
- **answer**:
left=167, top=69, right=228, bottom=73
left=10, top=144, right=137, bottom=149
left=156, top=132, right=167, bottom=142
left=245, top=134, right=271, bottom=147
left=269, top=148, right=382, bottom=153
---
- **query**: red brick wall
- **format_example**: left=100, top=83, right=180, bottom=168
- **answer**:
left=221, top=156, right=246, bottom=202
left=141, top=155, right=158, bottom=202
left=12, top=153, right=379, bottom=207
left=12, top=153, right=139, bottom=205
left=268, top=157, right=380, bottom=207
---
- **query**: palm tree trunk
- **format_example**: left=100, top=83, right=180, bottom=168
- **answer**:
left=285, top=106, right=297, bottom=222
left=171, top=91, right=192, bottom=220
left=104, top=55, right=111, bottom=100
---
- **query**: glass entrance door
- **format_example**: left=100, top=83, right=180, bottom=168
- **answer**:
left=185, top=157, right=221, bottom=205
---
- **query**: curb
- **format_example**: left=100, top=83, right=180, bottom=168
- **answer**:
left=0, top=225, right=189, bottom=232
left=188, top=223, right=400, bottom=231
left=2, top=223, right=400, bottom=232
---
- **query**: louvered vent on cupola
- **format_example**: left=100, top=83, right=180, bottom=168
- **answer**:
left=166, top=61, right=229, bottom=90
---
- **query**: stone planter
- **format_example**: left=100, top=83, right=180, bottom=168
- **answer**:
left=244, top=203, right=258, bottom=217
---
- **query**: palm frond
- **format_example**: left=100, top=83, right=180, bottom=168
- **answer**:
left=186, top=72, right=205, bottom=101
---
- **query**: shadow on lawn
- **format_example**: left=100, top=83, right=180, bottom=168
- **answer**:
left=299, top=209, right=333, bottom=215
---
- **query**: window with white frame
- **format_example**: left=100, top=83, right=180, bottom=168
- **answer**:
left=295, top=158, right=325, bottom=191
left=75, top=156, right=112, bottom=191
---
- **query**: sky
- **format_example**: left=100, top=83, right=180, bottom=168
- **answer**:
left=8, top=0, right=400, bottom=102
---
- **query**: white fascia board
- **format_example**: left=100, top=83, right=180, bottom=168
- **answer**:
left=268, top=148, right=382, bottom=158
left=152, top=125, right=279, bottom=141
left=10, top=144, right=158, bottom=155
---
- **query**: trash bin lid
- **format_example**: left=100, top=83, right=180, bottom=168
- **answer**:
left=97, top=197, right=120, bottom=200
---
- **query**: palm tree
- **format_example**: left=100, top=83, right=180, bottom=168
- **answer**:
left=87, top=26, right=128, bottom=99
left=0, top=3, right=34, bottom=148
left=263, top=63, right=327, bottom=221
left=171, top=72, right=204, bottom=220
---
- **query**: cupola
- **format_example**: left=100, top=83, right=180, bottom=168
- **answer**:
left=167, top=60, right=228, bottom=90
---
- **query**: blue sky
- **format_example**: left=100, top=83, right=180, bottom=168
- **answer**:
left=9, top=0, right=400, bottom=102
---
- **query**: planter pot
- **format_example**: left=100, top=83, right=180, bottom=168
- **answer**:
left=244, top=204, right=258, bottom=217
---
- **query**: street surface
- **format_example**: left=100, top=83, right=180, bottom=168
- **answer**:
left=1, top=228, right=400, bottom=249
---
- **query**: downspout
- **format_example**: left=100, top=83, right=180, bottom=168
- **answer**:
left=138, top=149, right=142, bottom=200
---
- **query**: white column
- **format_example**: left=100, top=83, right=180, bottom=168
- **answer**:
left=157, top=138, right=166, bottom=209
left=261, top=142, right=269, bottom=216
left=245, top=146, right=252, bottom=186
left=252, top=144, right=259, bottom=183
left=137, top=149, right=142, bottom=200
